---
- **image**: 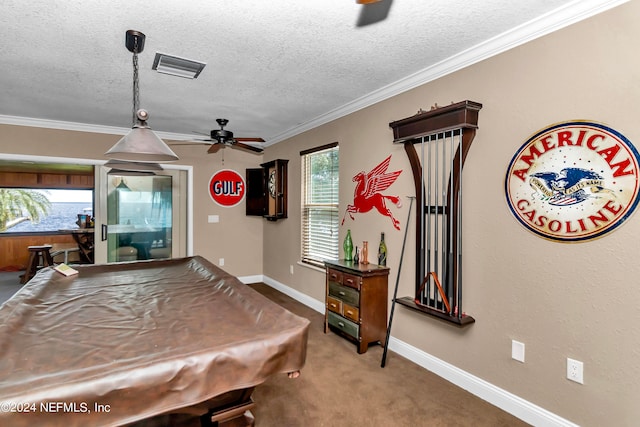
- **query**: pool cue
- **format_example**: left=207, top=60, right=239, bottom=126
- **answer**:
left=381, top=195, right=414, bottom=368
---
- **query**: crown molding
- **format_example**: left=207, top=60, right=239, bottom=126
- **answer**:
left=265, top=0, right=630, bottom=145
left=0, top=0, right=629, bottom=147
left=0, top=115, right=197, bottom=142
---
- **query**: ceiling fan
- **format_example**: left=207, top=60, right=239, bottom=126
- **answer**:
left=356, top=0, right=393, bottom=27
left=196, top=118, right=265, bottom=154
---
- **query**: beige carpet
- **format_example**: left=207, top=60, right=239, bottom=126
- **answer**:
left=0, top=275, right=528, bottom=426
left=249, top=283, right=530, bottom=427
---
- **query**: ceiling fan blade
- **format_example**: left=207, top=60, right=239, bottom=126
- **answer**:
left=233, top=142, right=264, bottom=153
left=357, top=0, right=393, bottom=27
left=235, top=137, right=265, bottom=143
left=207, top=143, right=223, bottom=154
left=192, top=131, right=210, bottom=137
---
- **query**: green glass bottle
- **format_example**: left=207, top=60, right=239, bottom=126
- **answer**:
left=378, top=232, right=387, bottom=266
left=343, top=229, right=353, bottom=261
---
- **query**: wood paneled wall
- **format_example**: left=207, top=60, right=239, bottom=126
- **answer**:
left=0, top=172, right=93, bottom=189
left=0, top=234, right=77, bottom=270
left=0, top=167, right=95, bottom=270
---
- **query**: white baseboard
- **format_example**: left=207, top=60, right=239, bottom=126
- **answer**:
left=260, top=275, right=578, bottom=427
left=237, top=274, right=263, bottom=285
left=260, top=275, right=326, bottom=314
left=387, top=338, right=579, bottom=427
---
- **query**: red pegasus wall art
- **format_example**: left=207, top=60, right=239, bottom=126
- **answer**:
left=342, top=155, right=403, bottom=229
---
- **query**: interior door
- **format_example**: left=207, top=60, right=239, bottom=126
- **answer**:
left=94, top=167, right=187, bottom=263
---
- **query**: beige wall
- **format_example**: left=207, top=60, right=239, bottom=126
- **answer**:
left=0, top=126, right=264, bottom=277
left=263, top=2, right=639, bottom=426
left=1, top=2, right=637, bottom=425
left=178, top=144, right=264, bottom=276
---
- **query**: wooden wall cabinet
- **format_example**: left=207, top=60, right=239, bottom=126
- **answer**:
left=246, top=159, right=288, bottom=221
left=324, top=259, right=389, bottom=354
left=0, top=171, right=94, bottom=189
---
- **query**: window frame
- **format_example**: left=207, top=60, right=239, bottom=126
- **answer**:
left=300, top=142, right=339, bottom=268
left=0, top=188, right=94, bottom=234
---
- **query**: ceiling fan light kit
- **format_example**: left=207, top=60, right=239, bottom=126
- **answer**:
left=200, top=118, right=265, bottom=154
left=210, top=119, right=234, bottom=143
left=105, top=30, right=179, bottom=163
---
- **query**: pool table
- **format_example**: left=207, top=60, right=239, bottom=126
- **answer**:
left=0, top=256, right=309, bottom=426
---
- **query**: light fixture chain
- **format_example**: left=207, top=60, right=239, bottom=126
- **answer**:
left=132, top=39, right=140, bottom=126
left=105, top=30, right=179, bottom=162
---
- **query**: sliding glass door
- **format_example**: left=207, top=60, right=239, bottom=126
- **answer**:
left=94, top=167, right=187, bottom=263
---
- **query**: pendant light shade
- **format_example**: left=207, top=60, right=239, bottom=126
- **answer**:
left=105, top=30, right=179, bottom=163
left=105, top=159, right=163, bottom=172
left=116, top=179, right=131, bottom=191
left=109, top=169, right=157, bottom=176
left=106, top=110, right=178, bottom=162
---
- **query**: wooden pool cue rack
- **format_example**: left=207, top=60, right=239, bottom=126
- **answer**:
left=389, top=100, right=481, bottom=327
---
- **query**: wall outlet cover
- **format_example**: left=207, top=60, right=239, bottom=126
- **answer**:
left=567, top=358, right=584, bottom=384
left=511, top=340, right=525, bottom=363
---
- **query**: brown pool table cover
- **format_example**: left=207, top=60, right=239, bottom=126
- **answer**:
left=0, top=256, right=309, bottom=426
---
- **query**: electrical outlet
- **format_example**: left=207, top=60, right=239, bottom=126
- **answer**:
left=219, top=258, right=224, bottom=266
left=290, top=265, right=294, bottom=275
left=567, top=358, right=584, bottom=384
left=511, top=340, right=525, bottom=363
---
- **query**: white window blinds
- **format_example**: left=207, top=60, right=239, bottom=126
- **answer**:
left=301, top=143, right=339, bottom=267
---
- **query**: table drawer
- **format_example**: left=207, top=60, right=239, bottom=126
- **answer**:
left=342, top=272, right=361, bottom=290
left=342, top=303, right=359, bottom=322
left=328, top=282, right=359, bottom=307
left=327, top=296, right=342, bottom=314
left=328, top=312, right=359, bottom=339
left=327, top=268, right=343, bottom=284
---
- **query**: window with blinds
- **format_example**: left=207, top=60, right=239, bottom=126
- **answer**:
left=300, top=143, right=339, bottom=267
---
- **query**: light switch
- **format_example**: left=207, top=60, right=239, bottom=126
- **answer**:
left=208, top=215, right=219, bottom=223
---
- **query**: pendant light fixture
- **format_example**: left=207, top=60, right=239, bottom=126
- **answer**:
left=110, top=169, right=157, bottom=177
left=116, top=178, right=131, bottom=191
left=105, top=30, right=179, bottom=163
left=105, top=159, right=163, bottom=172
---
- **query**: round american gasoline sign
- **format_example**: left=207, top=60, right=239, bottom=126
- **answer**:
left=209, top=169, right=245, bottom=207
left=505, top=121, right=640, bottom=242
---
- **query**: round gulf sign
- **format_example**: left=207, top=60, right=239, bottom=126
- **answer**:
left=505, top=121, right=640, bottom=242
left=209, top=169, right=246, bottom=207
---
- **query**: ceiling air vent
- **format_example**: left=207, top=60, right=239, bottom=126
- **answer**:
left=152, top=53, right=206, bottom=79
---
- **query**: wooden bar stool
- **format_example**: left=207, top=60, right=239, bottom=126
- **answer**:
left=20, top=245, right=54, bottom=284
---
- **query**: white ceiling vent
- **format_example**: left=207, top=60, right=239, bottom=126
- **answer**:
left=152, top=53, right=206, bottom=79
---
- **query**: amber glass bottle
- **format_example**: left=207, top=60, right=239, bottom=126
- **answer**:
left=361, top=241, right=369, bottom=264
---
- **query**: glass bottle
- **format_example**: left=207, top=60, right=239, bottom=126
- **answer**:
left=361, top=241, right=369, bottom=264
left=353, top=246, right=359, bottom=264
left=343, top=229, right=353, bottom=261
left=378, top=232, right=387, bottom=266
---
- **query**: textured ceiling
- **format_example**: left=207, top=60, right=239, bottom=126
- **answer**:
left=0, top=0, right=626, bottom=148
